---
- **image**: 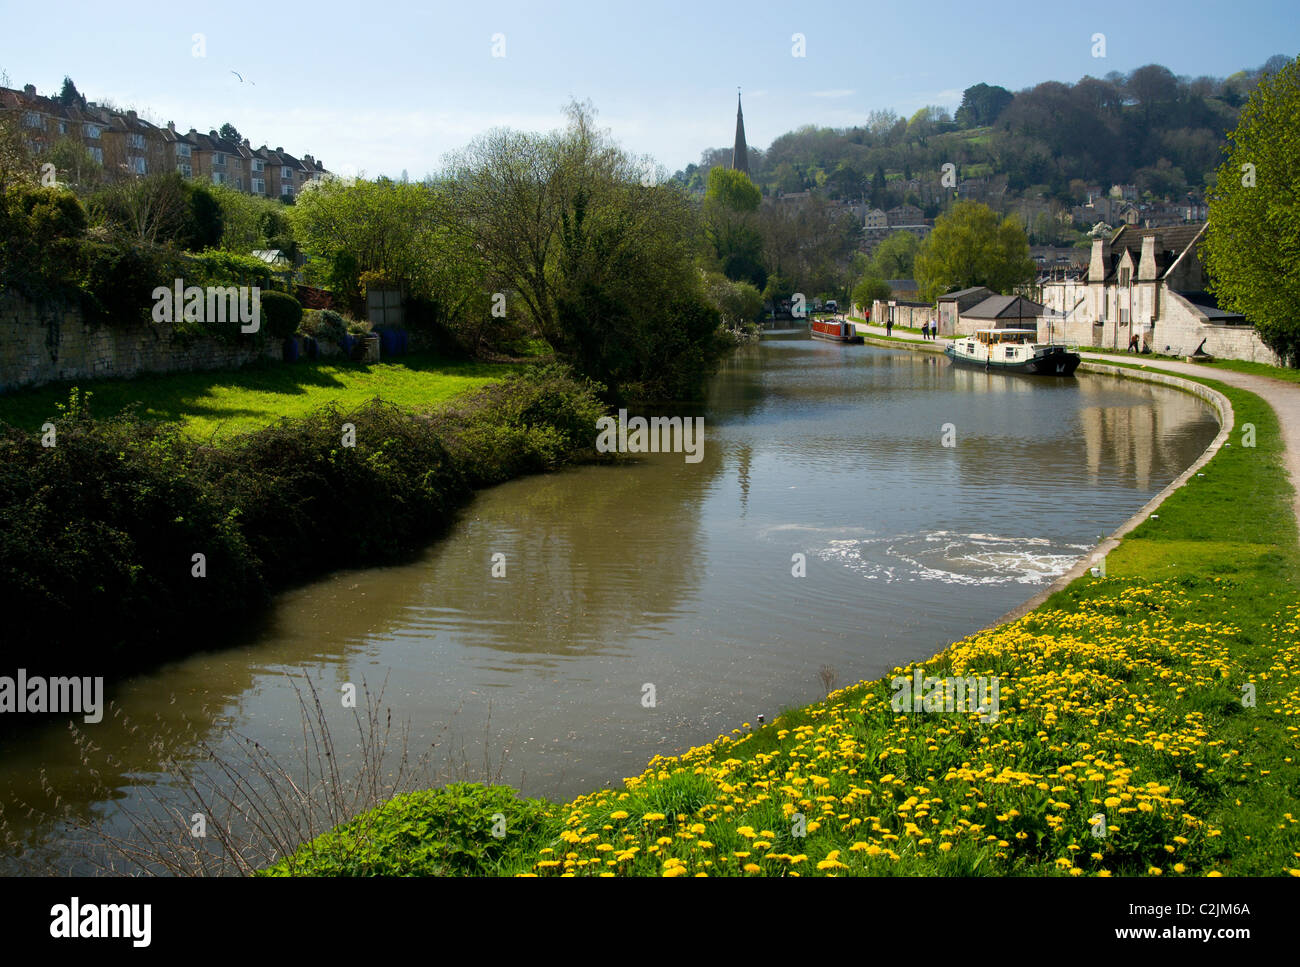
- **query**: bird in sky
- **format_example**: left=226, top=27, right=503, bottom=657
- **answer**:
left=230, top=70, right=255, bottom=86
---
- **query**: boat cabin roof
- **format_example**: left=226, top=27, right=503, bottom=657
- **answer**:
left=972, top=328, right=1036, bottom=344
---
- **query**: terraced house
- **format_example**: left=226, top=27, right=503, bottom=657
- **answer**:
left=1, top=83, right=327, bottom=195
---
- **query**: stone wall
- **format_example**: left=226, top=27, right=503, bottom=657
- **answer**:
left=868, top=299, right=934, bottom=330
left=0, top=291, right=277, bottom=392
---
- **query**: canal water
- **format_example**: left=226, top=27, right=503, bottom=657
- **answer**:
left=0, top=335, right=1219, bottom=873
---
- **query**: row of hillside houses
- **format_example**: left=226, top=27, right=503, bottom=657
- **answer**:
left=1, top=84, right=327, bottom=199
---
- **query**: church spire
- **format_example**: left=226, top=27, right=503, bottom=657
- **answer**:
left=732, top=89, right=749, bottom=177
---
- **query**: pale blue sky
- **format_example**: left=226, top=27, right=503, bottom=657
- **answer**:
left=1, top=0, right=1296, bottom=178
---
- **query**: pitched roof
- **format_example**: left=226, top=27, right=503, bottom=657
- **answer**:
left=1089, top=224, right=1206, bottom=283
left=963, top=294, right=1046, bottom=319
left=1169, top=290, right=1247, bottom=323
left=937, top=286, right=995, bottom=302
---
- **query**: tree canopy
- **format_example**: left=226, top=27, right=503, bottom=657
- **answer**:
left=1203, top=54, right=1300, bottom=363
left=913, top=201, right=1035, bottom=301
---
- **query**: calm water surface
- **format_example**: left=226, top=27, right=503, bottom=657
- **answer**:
left=0, top=335, right=1219, bottom=871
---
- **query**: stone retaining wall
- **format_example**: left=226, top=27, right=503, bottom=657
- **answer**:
left=0, top=292, right=277, bottom=392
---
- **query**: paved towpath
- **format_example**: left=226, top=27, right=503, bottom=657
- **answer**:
left=848, top=320, right=1300, bottom=529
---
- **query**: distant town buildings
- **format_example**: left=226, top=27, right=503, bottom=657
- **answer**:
left=1, top=83, right=327, bottom=199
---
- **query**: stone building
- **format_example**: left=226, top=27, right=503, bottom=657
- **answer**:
left=1038, top=224, right=1279, bottom=363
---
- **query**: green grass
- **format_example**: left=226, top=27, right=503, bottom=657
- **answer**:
left=269, top=363, right=1300, bottom=877
left=0, top=352, right=520, bottom=440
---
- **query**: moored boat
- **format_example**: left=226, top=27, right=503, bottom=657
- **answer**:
left=810, top=317, right=864, bottom=344
left=945, top=328, right=1080, bottom=376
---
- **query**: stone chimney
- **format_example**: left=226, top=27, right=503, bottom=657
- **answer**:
left=275, top=146, right=283, bottom=152
left=23, top=84, right=35, bottom=95
left=1089, top=236, right=1110, bottom=283
left=167, top=121, right=175, bottom=132
left=1138, top=234, right=1159, bottom=281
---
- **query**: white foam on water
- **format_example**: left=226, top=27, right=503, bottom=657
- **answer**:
left=811, top=531, right=1090, bottom=586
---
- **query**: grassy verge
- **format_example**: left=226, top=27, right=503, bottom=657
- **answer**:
left=267, top=373, right=1300, bottom=877
left=0, top=351, right=517, bottom=440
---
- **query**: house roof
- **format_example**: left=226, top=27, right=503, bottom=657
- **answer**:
left=1170, top=290, right=1247, bottom=323
left=1089, top=223, right=1205, bottom=283
left=937, top=286, right=995, bottom=302
left=963, top=295, right=1046, bottom=319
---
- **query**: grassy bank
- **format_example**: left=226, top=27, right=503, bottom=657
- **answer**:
left=0, top=352, right=516, bottom=440
left=0, top=364, right=606, bottom=680
left=266, top=374, right=1300, bottom=877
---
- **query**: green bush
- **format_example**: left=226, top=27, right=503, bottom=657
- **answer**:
left=315, top=309, right=348, bottom=343
left=258, top=290, right=302, bottom=340
left=79, top=239, right=187, bottom=325
left=188, top=249, right=272, bottom=290
left=261, top=784, right=555, bottom=876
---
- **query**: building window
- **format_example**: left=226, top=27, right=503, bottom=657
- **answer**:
left=1119, top=267, right=1131, bottom=287
left=23, top=111, right=41, bottom=128
left=212, top=171, right=226, bottom=185
left=177, top=163, right=192, bottom=177
left=253, top=159, right=264, bottom=173
left=58, top=121, right=67, bottom=135
left=282, top=166, right=293, bottom=180
left=236, top=177, right=243, bottom=190
left=130, top=157, right=146, bottom=174
left=89, top=146, right=103, bottom=164
left=281, top=185, right=294, bottom=200
left=84, top=124, right=101, bottom=139
left=213, top=153, right=225, bottom=167
left=175, top=143, right=191, bottom=158
left=253, top=178, right=265, bottom=194
left=128, top=133, right=145, bottom=149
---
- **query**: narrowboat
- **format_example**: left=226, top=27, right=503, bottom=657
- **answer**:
left=810, top=317, right=864, bottom=344
left=945, top=328, right=1080, bottom=375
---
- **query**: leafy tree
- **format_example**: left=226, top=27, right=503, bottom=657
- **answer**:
left=184, top=182, right=224, bottom=250
left=913, top=200, right=1035, bottom=301
left=955, top=83, right=1014, bottom=128
left=87, top=171, right=192, bottom=245
left=443, top=101, right=728, bottom=399
left=45, top=137, right=101, bottom=187
left=851, top=276, right=891, bottom=313
left=762, top=271, right=795, bottom=306
left=218, top=122, right=242, bottom=143
left=704, top=166, right=761, bottom=212
left=1203, top=54, right=1300, bottom=363
left=0, top=110, right=35, bottom=193
left=703, top=271, right=763, bottom=328
left=869, top=230, right=920, bottom=278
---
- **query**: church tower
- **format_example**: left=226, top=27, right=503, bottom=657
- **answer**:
left=731, top=91, right=749, bottom=177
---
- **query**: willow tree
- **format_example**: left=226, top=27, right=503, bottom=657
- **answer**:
left=1203, top=54, right=1300, bottom=364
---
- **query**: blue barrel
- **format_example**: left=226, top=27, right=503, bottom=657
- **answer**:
left=380, top=329, right=397, bottom=356
left=398, top=329, right=408, bottom=354
left=340, top=334, right=355, bottom=356
left=283, top=337, right=299, bottom=362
